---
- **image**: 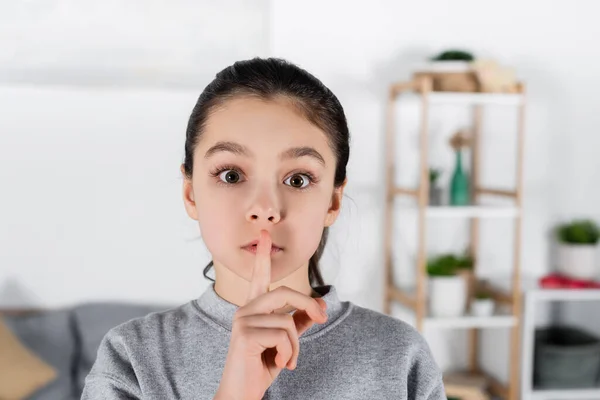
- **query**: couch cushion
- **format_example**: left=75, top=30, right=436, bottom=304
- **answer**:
left=3, top=309, right=77, bottom=400
left=73, top=302, right=169, bottom=392
left=0, top=314, right=64, bottom=400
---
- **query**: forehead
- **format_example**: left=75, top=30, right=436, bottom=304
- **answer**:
left=198, top=96, right=334, bottom=157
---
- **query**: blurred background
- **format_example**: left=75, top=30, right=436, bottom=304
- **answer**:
left=1, top=1, right=600, bottom=399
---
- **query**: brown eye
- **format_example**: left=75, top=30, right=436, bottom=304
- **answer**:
left=284, top=174, right=309, bottom=189
left=218, top=170, right=241, bottom=184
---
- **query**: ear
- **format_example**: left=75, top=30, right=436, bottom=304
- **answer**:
left=324, top=178, right=347, bottom=227
left=181, top=164, right=199, bottom=221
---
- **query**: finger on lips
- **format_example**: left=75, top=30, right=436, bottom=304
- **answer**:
left=238, top=230, right=328, bottom=372
left=246, top=230, right=272, bottom=304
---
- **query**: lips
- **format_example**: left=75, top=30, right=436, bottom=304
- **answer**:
left=241, top=240, right=283, bottom=255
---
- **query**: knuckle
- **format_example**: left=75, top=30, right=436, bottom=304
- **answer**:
left=277, top=329, right=288, bottom=342
left=314, top=299, right=323, bottom=311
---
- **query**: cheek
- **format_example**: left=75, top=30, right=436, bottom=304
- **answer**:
left=285, top=195, right=330, bottom=259
left=195, top=189, right=241, bottom=255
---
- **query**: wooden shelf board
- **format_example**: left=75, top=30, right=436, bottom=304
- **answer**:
left=427, top=92, right=524, bottom=106
left=442, top=370, right=509, bottom=399
left=425, top=205, right=520, bottom=219
left=529, top=288, right=600, bottom=302
left=531, top=386, right=600, bottom=400
left=389, top=83, right=524, bottom=106
left=425, top=314, right=517, bottom=329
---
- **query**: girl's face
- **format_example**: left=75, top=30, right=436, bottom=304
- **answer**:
left=183, top=97, right=345, bottom=283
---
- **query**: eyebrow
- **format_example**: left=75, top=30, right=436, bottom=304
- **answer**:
left=204, top=141, right=326, bottom=166
left=204, top=141, right=251, bottom=159
left=281, top=146, right=326, bottom=166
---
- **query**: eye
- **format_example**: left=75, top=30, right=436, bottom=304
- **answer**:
left=218, top=169, right=242, bottom=184
left=284, top=173, right=310, bottom=189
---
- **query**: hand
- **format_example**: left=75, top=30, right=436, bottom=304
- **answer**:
left=215, top=230, right=328, bottom=400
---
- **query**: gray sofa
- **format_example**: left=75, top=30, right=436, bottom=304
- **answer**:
left=4, top=302, right=171, bottom=400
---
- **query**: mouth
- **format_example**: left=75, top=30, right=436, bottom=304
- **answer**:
left=241, top=240, right=283, bottom=255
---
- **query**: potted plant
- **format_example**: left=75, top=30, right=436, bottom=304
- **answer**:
left=429, top=168, right=443, bottom=206
left=471, top=291, right=495, bottom=317
left=431, top=50, right=475, bottom=62
left=556, top=219, right=599, bottom=280
left=427, top=252, right=473, bottom=317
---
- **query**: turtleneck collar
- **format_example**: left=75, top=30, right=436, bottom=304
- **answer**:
left=194, top=283, right=349, bottom=339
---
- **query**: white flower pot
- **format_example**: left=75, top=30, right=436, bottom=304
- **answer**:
left=471, top=299, right=495, bottom=317
left=557, top=244, right=598, bottom=280
left=428, top=276, right=467, bottom=318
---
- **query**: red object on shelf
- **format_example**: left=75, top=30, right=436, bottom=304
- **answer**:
left=539, top=273, right=600, bottom=289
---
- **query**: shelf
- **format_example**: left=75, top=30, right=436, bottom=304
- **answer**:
left=443, top=370, right=509, bottom=400
left=427, top=92, right=524, bottom=106
left=385, top=77, right=526, bottom=400
left=389, top=285, right=517, bottom=330
left=425, top=314, right=517, bottom=329
left=531, top=386, right=600, bottom=400
left=528, top=288, right=600, bottom=302
left=423, top=205, right=520, bottom=219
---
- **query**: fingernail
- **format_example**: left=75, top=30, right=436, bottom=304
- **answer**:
left=320, top=308, right=327, bottom=318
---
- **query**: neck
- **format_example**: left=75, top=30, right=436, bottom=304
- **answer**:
left=213, top=261, right=318, bottom=308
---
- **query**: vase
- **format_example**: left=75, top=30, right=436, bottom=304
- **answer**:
left=450, top=149, right=469, bottom=206
left=429, top=186, right=443, bottom=206
left=471, top=299, right=495, bottom=317
left=557, top=244, right=598, bottom=280
left=428, top=275, right=467, bottom=317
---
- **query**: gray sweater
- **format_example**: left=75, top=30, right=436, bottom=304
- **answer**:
left=81, top=284, right=445, bottom=399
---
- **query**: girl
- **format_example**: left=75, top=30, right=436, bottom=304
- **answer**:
left=82, top=58, right=445, bottom=400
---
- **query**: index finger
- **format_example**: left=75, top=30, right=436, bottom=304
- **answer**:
left=246, top=229, right=272, bottom=304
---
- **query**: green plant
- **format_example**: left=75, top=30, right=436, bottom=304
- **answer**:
left=429, top=168, right=442, bottom=185
left=427, top=252, right=474, bottom=277
left=431, top=50, right=474, bottom=62
left=475, top=291, right=491, bottom=300
left=557, top=219, right=600, bottom=245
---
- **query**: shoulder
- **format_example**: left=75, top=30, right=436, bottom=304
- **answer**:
left=88, top=301, right=196, bottom=373
left=345, top=303, right=445, bottom=397
left=106, top=301, right=196, bottom=343
left=82, top=302, right=197, bottom=396
left=347, top=304, right=428, bottom=353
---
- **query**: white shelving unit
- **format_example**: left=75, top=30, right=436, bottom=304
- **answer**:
left=521, top=288, right=600, bottom=400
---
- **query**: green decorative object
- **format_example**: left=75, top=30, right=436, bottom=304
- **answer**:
left=429, top=167, right=443, bottom=206
left=557, top=219, right=600, bottom=245
left=427, top=252, right=474, bottom=277
left=431, top=49, right=474, bottom=62
left=450, top=149, right=469, bottom=206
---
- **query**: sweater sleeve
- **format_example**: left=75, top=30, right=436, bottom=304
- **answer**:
left=407, top=334, right=446, bottom=400
left=81, top=329, right=143, bottom=400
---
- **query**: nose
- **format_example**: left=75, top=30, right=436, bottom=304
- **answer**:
left=245, top=187, right=282, bottom=224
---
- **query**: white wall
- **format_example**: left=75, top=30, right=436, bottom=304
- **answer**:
left=2, top=0, right=600, bottom=382
left=270, top=0, right=600, bottom=379
left=0, top=0, right=270, bottom=307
